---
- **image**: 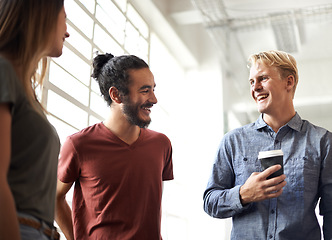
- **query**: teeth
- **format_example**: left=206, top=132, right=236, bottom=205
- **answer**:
left=257, top=94, right=268, bottom=101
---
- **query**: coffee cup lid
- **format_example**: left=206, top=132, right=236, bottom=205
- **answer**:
left=258, top=149, right=283, bottom=159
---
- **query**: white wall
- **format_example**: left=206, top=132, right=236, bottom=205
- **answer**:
left=130, top=0, right=234, bottom=238
left=147, top=30, right=231, bottom=239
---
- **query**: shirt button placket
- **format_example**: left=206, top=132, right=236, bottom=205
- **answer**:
left=267, top=199, right=277, bottom=240
left=275, top=139, right=281, bottom=149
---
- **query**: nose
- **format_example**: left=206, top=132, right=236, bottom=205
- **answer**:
left=150, top=91, right=158, bottom=104
left=252, top=80, right=262, bottom=91
left=65, top=31, right=70, bottom=38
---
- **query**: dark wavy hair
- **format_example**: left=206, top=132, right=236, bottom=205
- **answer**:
left=91, top=53, right=149, bottom=106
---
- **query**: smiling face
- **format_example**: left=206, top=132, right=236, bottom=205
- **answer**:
left=46, top=6, right=69, bottom=57
left=249, top=61, right=291, bottom=116
left=121, top=68, right=157, bottom=128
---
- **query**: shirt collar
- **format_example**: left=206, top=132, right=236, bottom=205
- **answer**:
left=254, top=114, right=268, bottom=130
left=254, top=112, right=302, bottom=132
left=286, top=112, right=302, bottom=132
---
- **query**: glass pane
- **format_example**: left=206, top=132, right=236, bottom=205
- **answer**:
left=95, top=3, right=126, bottom=44
left=66, top=24, right=92, bottom=59
left=94, top=24, right=124, bottom=55
left=124, top=21, right=140, bottom=54
left=127, top=4, right=149, bottom=39
left=35, top=85, right=42, bottom=101
left=47, top=115, right=78, bottom=145
left=89, top=115, right=103, bottom=125
left=90, top=91, right=109, bottom=119
left=47, top=90, right=88, bottom=130
left=53, top=46, right=91, bottom=86
left=137, top=36, right=149, bottom=62
left=49, top=61, right=90, bottom=106
left=78, top=0, right=95, bottom=14
left=91, top=79, right=100, bottom=93
left=98, top=0, right=126, bottom=23
left=65, top=0, right=94, bottom=38
left=114, top=0, right=127, bottom=12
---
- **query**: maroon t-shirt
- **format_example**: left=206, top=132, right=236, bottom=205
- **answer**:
left=58, top=123, right=173, bottom=239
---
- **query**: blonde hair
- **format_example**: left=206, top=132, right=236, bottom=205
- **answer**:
left=0, top=0, right=64, bottom=108
left=247, top=50, right=299, bottom=94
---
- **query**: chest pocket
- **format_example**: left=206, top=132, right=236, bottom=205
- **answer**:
left=233, top=156, right=261, bottom=185
left=285, top=154, right=320, bottom=193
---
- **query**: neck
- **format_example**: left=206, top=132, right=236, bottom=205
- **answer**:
left=263, top=108, right=296, bottom=133
left=103, top=107, right=141, bottom=145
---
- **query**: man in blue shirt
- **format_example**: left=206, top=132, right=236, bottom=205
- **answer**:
left=203, top=50, right=332, bottom=240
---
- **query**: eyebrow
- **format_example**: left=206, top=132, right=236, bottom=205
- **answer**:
left=249, top=73, right=268, bottom=80
left=139, top=84, right=156, bottom=90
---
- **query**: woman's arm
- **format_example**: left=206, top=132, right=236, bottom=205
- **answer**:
left=0, top=103, right=20, bottom=240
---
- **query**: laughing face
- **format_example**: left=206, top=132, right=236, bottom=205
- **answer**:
left=122, top=68, right=157, bottom=128
left=249, top=61, right=289, bottom=115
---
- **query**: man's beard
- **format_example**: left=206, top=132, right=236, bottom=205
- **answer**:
left=122, top=97, right=152, bottom=128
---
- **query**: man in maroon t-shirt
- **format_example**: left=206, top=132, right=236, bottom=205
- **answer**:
left=55, top=53, right=173, bottom=240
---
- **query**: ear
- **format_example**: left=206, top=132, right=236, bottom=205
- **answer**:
left=285, top=75, right=295, bottom=92
left=109, top=87, right=122, bottom=104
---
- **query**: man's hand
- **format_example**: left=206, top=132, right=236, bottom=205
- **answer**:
left=239, top=165, right=286, bottom=205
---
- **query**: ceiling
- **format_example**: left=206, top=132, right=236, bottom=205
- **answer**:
left=151, top=0, right=332, bottom=131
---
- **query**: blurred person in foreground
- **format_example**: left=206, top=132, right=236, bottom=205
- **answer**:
left=55, top=53, right=174, bottom=240
left=203, top=50, right=332, bottom=240
left=0, top=0, right=69, bottom=239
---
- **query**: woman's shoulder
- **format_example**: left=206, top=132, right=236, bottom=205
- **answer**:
left=0, top=55, right=12, bottom=67
left=0, top=55, right=17, bottom=79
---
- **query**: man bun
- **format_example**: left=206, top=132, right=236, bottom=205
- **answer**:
left=91, top=53, right=114, bottom=79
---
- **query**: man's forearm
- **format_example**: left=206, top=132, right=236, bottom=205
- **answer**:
left=55, top=197, right=74, bottom=240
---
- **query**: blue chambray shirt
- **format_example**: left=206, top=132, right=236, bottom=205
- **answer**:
left=203, top=113, right=332, bottom=240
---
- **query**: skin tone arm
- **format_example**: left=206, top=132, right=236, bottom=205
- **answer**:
left=0, top=103, right=20, bottom=240
left=240, top=165, right=287, bottom=205
left=55, top=180, right=74, bottom=240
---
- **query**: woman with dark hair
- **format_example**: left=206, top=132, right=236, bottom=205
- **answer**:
left=0, top=0, right=69, bottom=239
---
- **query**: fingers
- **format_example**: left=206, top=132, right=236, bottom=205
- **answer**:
left=266, top=174, right=286, bottom=185
left=240, top=167, right=287, bottom=204
left=264, top=179, right=287, bottom=193
left=265, top=187, right=284, bottom=199
left=260, top=164, right=282, bottom=179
